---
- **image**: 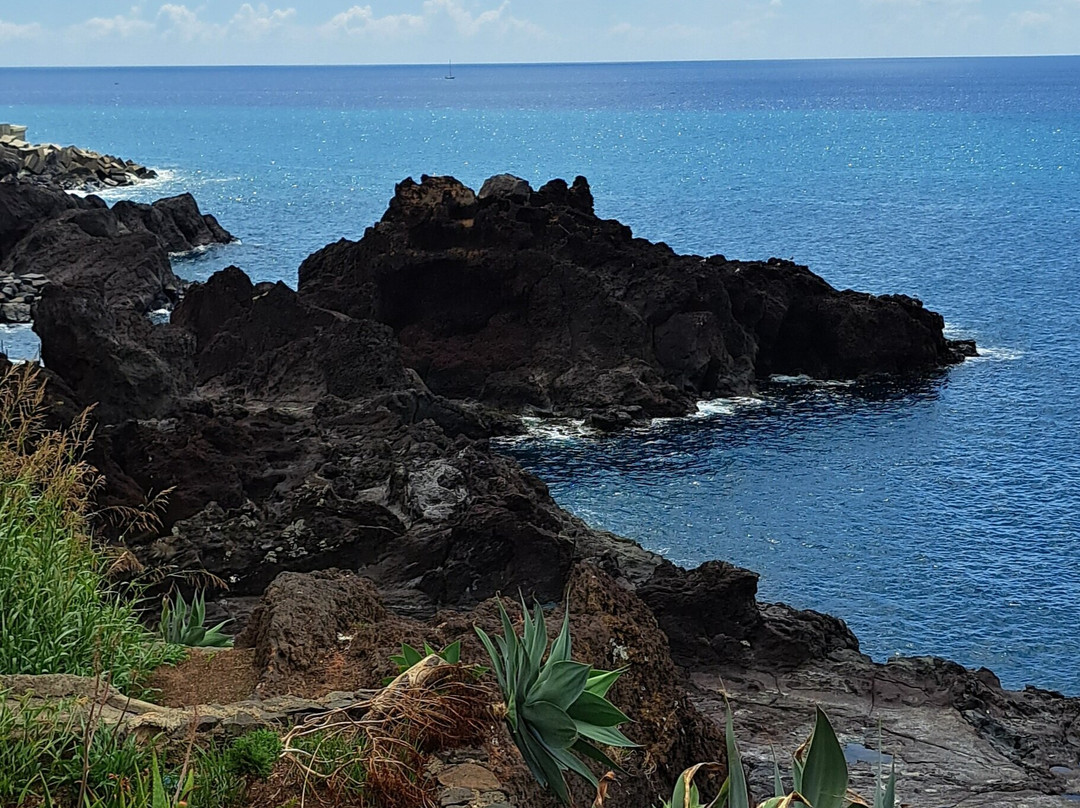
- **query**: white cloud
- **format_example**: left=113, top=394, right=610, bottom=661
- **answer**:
left=81, top=7, right=155, bottom=39
left=422, top=0, right=543, bottom=38
left=157, top=4, right=212, bottom=40
left=321, top=5, right=426, bottom=37
left=320, top=0, right=542, bottom=41
left=230, top=3, right=297, bottom=38
left=1011, top=10, right=1053, bottom=28
left=150, top=3, right=296, bottom=41
left=0, top=19, right=41, bottom=40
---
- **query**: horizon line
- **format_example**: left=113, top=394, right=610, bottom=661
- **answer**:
left=2, top=53, right=1079, bottom=70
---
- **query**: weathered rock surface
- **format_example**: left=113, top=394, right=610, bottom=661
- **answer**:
left=299, top=174, right=974, bottom=420
left=11, top=171, right=1072, bottom=804
left=0, top=181, right=232, bottom=324
left=0, top=125, right=156, bottom=191
left=112, top=193, right=232, bottom=254
left=695, top=654, right=1080, bottom=807
left=234, top=563, right=725, bottom=808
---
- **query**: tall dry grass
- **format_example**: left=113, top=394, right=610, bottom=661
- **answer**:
left=0, top=365, right=180, bottom=691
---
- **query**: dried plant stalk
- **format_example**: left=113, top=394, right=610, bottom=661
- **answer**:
left=282, top=656, right=495, bottom=808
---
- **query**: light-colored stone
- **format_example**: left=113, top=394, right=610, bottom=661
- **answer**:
left=436, top=763, right=501, bottom=792
left=0, top=673, right=373, bottom=741
left=440, top=786, right=474, bottom=805
left=1, top=302, right=31, bottom=322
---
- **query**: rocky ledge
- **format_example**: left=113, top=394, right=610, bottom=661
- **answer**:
left=0, top=181, right=232, bottom=323
left=4, top=174, right=1071, bottom=806
left=0, top=124, right=157, bottom=191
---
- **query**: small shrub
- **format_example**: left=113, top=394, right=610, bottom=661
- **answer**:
left=390, top=639, right=461, bottom=673
left=189, top=746, right=246, bottom=808
left=0, top=690, right=193, bottom=808
left=225, top=728, right=283, bottom=780
left=286, top=729, right=368, bottom=790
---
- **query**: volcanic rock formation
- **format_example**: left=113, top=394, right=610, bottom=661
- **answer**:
left=299, top=174, right=975, bottom=424
left=6, top=174, right=1067, bottom=806
left=0, top=181, right=231, bottom=325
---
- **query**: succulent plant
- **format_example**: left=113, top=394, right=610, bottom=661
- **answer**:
left=662, top=706, right=896, bottom=808
left=160, top=589, right=232, bottom=648
left=475, top=598, right=637, bottom=804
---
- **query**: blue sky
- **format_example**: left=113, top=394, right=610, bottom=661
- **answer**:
left=0, top=1, right=1076, bottom=66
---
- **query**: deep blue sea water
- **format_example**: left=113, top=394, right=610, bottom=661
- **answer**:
left=2, top=58, right=1078, bottom=693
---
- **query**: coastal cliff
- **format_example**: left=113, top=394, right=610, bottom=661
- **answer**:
left=2, top=175, right=1075, bottom=806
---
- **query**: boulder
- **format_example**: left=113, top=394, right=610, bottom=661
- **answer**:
left=478, top=173, right=533, bottom=200
left=237, top=569, right=387, bottom=686
left=112, top=193, right=233, bottom=254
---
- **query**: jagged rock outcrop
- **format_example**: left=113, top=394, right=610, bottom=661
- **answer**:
left=299, top=174, right=974, bottom=422
left=0, top=181, right=231, bottom=324
left=112, top=193, right=232, bottom=254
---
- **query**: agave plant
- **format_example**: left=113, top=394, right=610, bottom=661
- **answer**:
left=160, top=589, right=232, bottom=648
left=383, top=639, right=484, bottom=685
left=663, top=706, right=896, bottom=808
left=391, top=639, right=461, bottom=671
left=656, top=762, right=726, bottom=808
left=475, top=598, right=637, bottom=804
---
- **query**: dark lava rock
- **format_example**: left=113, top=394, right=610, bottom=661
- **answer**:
left=0, top=180, right=231, bottom=325
left=112, top=193, right=233, bottom=254
left=237, top=568, right=387, bottom=687
left=0, top=180, right=88, bottom=260
left=299, top=174, right=971, bottom=419
left=639, top=560, right=859, bottom=669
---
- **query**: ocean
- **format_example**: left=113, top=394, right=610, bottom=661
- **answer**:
left=1, top=58, right=1078, bottom=692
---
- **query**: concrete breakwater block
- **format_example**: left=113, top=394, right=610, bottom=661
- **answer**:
left=0, top=272, right=50, bottom=323
left=0, top=123, right=157, bottom=191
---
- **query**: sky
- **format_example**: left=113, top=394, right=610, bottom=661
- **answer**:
left=0, top=0, right=1076, bottom=66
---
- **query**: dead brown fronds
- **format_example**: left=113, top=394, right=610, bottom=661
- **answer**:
left=281, top=655, right=495, bottom=808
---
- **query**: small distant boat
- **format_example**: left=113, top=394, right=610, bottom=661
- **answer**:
left=445, top=60, right=455, bottom=80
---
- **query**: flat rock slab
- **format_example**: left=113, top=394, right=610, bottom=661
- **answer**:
left=437, top=763, right=502, bottom=792
left=693, top=653, right=1080, bottom=807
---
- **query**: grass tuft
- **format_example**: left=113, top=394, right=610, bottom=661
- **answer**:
left=0, top=365, right=181, bottom=691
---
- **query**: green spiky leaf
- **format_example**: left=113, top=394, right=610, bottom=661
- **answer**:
left=585, top=667, right=624, bottom=698
left=725, top=705, right=750, bottom=808
left=801, top=708, right=849, bottom=808
left=522, top=700, right=579, bottom=749
left=568, top=689, right=631, bottom=727
left=530, top=660, right=590, bottom=710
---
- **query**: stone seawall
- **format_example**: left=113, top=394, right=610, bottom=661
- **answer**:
left=0, top=125, right=157, bottom=191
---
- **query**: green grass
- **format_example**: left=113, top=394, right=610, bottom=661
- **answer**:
left=0, top=486, right=181, bottom=691
left=0, top=693, right=258, bottom=808
left=0, top=365, right=182, bottom=692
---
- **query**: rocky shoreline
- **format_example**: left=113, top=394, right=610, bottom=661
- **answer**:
left=0, top=184, right=232, bottom=323
left=0, top=124, right=157, bottom=191
left=1, top=173, right=1075, bottom=806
